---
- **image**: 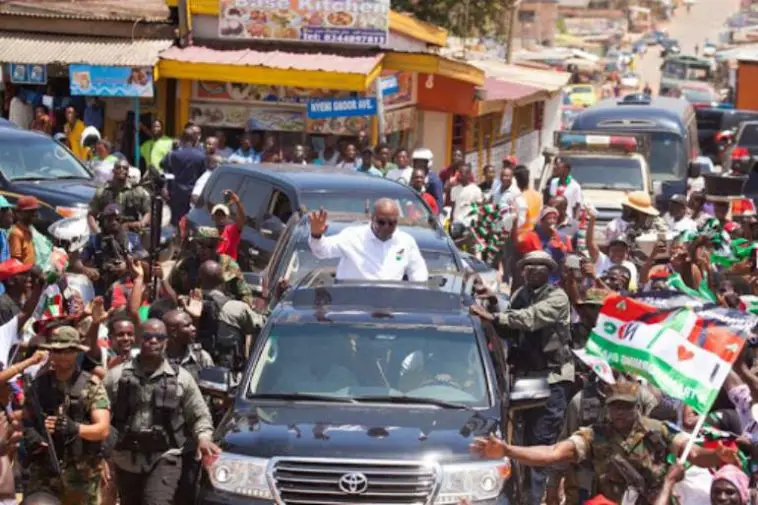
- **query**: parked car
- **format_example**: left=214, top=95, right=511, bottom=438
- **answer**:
left=248, top=211, right=465, bottom=310
left=695, top=106, right=758, bottom=164
left=185, top=163, right=436, bottom=271
left=723, top=120, right=758, bottom=175
left=660, top=38, right=681, bottom=57
left=0, top=127, right=98, bottom=230
left=677, top=83, right=720, bottom=108
left=196, top=273, right=536, bottom=505
left=702, top=41, right=717, bottom=58
left=565, top=84, right=597, bottom=108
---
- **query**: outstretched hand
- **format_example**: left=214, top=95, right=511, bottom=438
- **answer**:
left=309, top=209, right=328, bottom=237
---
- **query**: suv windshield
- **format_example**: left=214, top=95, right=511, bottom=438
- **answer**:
left=0, top=135, right=91, bottom=181
left=562, top=156, right=644, bottom=190
left=301, top=192, right=432, bottom=223
left=247, top=323, right=489, bottom=407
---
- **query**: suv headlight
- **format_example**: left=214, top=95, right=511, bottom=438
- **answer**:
left=433, top=460, right=511, bottom=505
left=208, top=453, right=274, bottom=499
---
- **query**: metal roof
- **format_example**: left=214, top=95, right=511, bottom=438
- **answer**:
left=159, top=46, right=383, bottom=75
left=0, top=0, right=169, bottom=22
left=482, top=77, right=544, bottom=102
left=0, top=32, right=174, bottom=66
left=466, top=58, right=571, bottom=92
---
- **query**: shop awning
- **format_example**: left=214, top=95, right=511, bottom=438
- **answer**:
left=384, top=52, right=485, bottom=86
left=481, top=78, right=545, bottom=104
left=158, top=46, right=384, bottom=91
left=0, top=32, right=173, bottom=66
left=468, top=59, right=571, bottom=93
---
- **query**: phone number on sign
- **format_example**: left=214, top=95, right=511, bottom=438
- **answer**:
left=301, top=27, right=387, bottom=45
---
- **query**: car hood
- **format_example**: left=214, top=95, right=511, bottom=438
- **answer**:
left=582, top=188, right=634, bottom=209
left=12, top=179, right=97, bottom=207
left=218, top=402, right=499, bottom=462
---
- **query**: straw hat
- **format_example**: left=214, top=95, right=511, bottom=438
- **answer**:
left=622, top=191, right=659, bottom=216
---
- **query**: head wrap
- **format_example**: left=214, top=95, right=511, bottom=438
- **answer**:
left=712, top=465, right=749, bottom=504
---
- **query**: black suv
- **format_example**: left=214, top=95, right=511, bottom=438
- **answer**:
left=251, top=212, right=464, bottom=310
left=197, top=273, right=541, bottom=505
left=185, top=164, right=435, bottom=271
left=0, top=127, right=98, bottom=229
left=696, top=107, right=758, bottom=164
left=724, top=120, right=758, bottom=176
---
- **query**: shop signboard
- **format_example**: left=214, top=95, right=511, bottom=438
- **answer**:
left=194, top=81, right=354, bottom=105
left=69, top=65, right=154, bottom=97
left=9, top=63, right=47, bottom=85
left=218, top=0, right=390, bottom=46
left=379, top=75, right=399, bottom=96
left=383, top=106, right=415, bottom=134
left=307, top=97, right=377, bottom=119
left=189, top=102, right=305, bottom=131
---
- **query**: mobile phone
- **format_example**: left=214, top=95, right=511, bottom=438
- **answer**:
left=566, top=254, right=582, bottom=270
left=223, top=190, right=231, bottom=203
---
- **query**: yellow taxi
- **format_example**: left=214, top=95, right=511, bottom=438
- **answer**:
left=565, top=84, right=597, bottom=107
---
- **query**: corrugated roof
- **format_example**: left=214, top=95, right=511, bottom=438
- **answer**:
left=557, top=0, right=591, bottom=7
left=0, top=0, right=170, bottom=21
left=0, top=32, right=174, bottom=66
left=467, top=58, right=571, bottom=92
left=159, top=46, right=383, bottom=75
left=482, top=77, right=543, bottom=102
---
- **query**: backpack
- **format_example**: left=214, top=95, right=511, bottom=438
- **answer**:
left=198, top=290, right=231, bottom=353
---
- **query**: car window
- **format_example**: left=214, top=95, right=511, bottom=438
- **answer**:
left=247, top=322, right=489, bottom=407
left=738, top=124, right=758, bottom=146
left=268, top=190, right=294, bottom=223
left=0, top=135, right=90, bottom=181
left=206, top=173, right=244, bottom=207
left=239, top=179, right=273, bottom=219
left=300, top=192, right=431, bottom=224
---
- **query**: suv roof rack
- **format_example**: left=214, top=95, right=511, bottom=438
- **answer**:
left=284, top=268, right=471, bottom=313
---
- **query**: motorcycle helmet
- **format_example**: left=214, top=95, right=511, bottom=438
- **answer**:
left=411, top=147, right=433, bottom=171
left=48, top=216, right=90, bottom=253
left=81, top=126, right=101, bottom=150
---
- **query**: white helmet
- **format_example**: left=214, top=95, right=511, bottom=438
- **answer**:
left=48, top=216, right=90, bottom=253
left=411, top=147, right=433, bottom=171
left=80, top=126, right=101, bottom=149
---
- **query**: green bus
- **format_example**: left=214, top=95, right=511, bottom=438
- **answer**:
left=659, top=55, right=712, bottom=96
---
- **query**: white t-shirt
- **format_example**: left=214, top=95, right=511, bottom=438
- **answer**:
left=665, top=214, right=697, bottom=235
left=495, top=184, right=521, bottom=210
left=309, top=224, right=429, bottom=282
left=595, top=251, right=639, bottom=291
left=605, top=217, right=630, bottom=243
left=547, top=177, right=583, bottom=219
left=0, top=316, right=20, bottom=370
left=385, top=167, right=413, bottom=185
left=451, top=184, right=483, bottom=224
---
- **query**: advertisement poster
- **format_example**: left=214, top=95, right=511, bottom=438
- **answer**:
left=307, top=97, right=377, bottom=119
left=306, top=116, right=370, bottom=135
left=69, top=65, right=153, bottom=97
left=383, top=107, right=415, bottom=134
left=9, top=63, right=47, bottom=85
left=194, top=81, right=353, bottom=104
left=189, top=102, right=305, bottom=131
left=382, top=72, right=414, bottom=107
left=218, top=0, right=390, bottom=46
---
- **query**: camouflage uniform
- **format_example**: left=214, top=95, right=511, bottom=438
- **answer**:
left=567, top=384, right=674, bottom=505
left=89, top=182, right=150, bottom=223
left=170, top=253, right=255, bottom=306
left=24, top=328, right=111, bottom=505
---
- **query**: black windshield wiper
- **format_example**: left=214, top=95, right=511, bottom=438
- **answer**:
left=354, top=395, right=472, bottom=410
left=11, top=176, right=50, bottom=182
left=248, top=392, right=357, bottom=403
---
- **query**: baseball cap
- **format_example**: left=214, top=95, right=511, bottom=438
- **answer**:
left=0, top=196, right=14, bottom=209
left=211, top=204, right=230, bottom=216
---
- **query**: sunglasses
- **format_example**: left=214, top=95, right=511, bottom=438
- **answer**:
left=375, top=218, right=398, bottom=228
left=142, top=332, right=168, bottom=341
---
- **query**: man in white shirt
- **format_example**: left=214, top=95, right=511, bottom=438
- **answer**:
left=450, top=164, right=483, bottom=225
left=191, top=155, right=222, bottom=206
left=308, top=199, right=429, bottom=282
left=664, top=194, right=697, bottom=235
left=544, top=158, right=583, bottom=219
left=385, top=148, right=413, bottom=184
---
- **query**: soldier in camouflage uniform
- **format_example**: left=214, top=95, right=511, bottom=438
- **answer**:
left=23, top=326, right=111, bottom=505
left=88, top=159, right=151, bottom=234
left=169, top=226, right=255, bottom=305
left=471, top=382, right=740, bottom=505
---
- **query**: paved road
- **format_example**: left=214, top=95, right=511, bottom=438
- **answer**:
left=634, top=0, right=742, bottom=94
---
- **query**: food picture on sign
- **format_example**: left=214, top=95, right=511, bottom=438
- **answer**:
left=198, top=81, right=228, bottom=98
left=220, top=17, right=245, bottom=36
left=72, top=71, right=91, bottom=91
left=127, top=68, right=149, bottom=87
left=326, top=11, right=355, bottom=27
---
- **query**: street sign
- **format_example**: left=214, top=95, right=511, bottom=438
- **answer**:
left=307, top=97, right=377, bottom=119
left=9, top=64, right=47, bottom=85
left=69, top=65, right=154, bottom=97
left=379, top=75, right=399, bottom=96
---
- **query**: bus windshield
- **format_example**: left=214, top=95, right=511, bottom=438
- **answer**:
left=648, top=131, right=686, bottom=181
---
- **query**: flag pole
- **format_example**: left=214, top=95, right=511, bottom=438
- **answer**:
left=678, top=413, right=707, bottom=464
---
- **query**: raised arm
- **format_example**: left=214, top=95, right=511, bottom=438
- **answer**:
left=307, top=209, right=344, bottom=259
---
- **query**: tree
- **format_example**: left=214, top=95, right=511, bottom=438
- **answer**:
left=392, top=0, right=516, bottom=37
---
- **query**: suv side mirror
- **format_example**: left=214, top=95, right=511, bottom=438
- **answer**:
left=198, top=366, right=232, bottom=397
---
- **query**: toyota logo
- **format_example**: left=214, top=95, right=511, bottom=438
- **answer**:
left=338, top=472, right=369, bottom=494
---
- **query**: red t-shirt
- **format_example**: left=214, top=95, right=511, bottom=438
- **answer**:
left=217, top=223, right=241, bottom=260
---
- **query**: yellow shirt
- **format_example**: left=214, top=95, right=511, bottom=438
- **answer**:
left=66, top=119, right=87, bottom=161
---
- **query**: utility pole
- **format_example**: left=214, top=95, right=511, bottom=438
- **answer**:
left=505, top=0, right=522, bottom=63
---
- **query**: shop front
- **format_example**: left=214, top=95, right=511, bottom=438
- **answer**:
left=0, top=32, right=172, bottom=165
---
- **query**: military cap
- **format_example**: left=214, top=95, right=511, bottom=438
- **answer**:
left=606, top=381, right=639, bottom=404
left=40, top=326, right=89, bottom=352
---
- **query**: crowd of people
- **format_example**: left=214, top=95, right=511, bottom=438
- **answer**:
left=0, top=112, right=757, bottom=505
